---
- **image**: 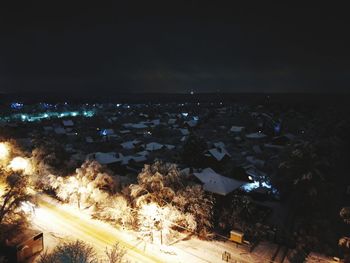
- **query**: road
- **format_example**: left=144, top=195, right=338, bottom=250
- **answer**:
left=32, top=196, right=167, bottom=263
left=31, top=195, right=279, bottom=263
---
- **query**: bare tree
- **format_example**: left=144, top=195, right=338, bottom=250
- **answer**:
left=0, top=173, right=31, bottom=240
left=37, top=249, right=57, bottom=263
left=38, top=240, right=98, bottom=263
left=104, top=242, right=127, bottom=263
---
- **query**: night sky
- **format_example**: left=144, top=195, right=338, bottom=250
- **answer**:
left=0, top=2, right=349, bottom=94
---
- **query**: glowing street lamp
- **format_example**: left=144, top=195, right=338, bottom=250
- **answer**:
left=0, top=143, right=9, bottom=160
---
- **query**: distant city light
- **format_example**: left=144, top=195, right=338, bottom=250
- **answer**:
left=101, top=129, right=108, bottom=136
left=242, top=181, right=272, bottom=192
left=181, top=113, right=188, bottom=117
left=11, top=102, right=24, bottom=110
left=42, top=103, right=52, bottom=109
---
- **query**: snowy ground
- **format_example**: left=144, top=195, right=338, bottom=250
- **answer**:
left=28, top=195, right=280, bottom=263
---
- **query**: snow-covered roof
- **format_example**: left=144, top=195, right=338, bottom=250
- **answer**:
left=101, top=129, right=115, bottom=135
left=54, top=127, right=66, bottom=134
left=179, top=128, right=189, bottom=135
left=86, top=136, right=94, bottom=143
left=230, top=126, right=245, bottom=133
left=164, top=144, right=175, bottom=150
left=121, top=140, right=140, bottom=150
left=150, top=119, right=160, bottom=126
left=168, top=119, right=177, bottom=125
left=137, top=150, right=149, bottom=156
left=185, top=120, right=198, bottom=127
left=207, top=147, right=231, bottom=161
left=130, top=155, right=147, bottom=163
left=119, top=154, right=147, bottom=165
left=245, top=132, right=267, bottom=139
left=213, top=142, right=226, bottom=149
left=194, top=168, right=246, bottom=195
left=264, top=143, right=284, bottom=150
left=124, top=123, right=148, bottom=129
left=146, top=142, right=164, bottom=151
left=132, top=123, right=148, bottom=129
left=91, top=152, right=119, bottom=164
left=62, top=120, right=74, bottom=127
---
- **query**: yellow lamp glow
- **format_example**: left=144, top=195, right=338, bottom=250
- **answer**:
left=0, top=143, right=9, bottom=160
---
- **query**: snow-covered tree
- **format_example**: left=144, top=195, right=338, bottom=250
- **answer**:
left=129, top=161, right=214, bottom=239
left=174, top=185, right=214, bottom=238
left=93, top=195, right=135, bottom=229
left=49, top=160, right=119, bottom=209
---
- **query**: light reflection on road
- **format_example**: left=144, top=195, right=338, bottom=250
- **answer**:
left=32, top=196, right=163, bottom=263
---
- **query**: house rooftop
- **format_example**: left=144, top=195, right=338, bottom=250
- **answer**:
left=194, top=168, right=246, bottom=195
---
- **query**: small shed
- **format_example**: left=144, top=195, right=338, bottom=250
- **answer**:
left=5, top=229, right=43, bottom=262
left=230, top=230, right=244, bottom=244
